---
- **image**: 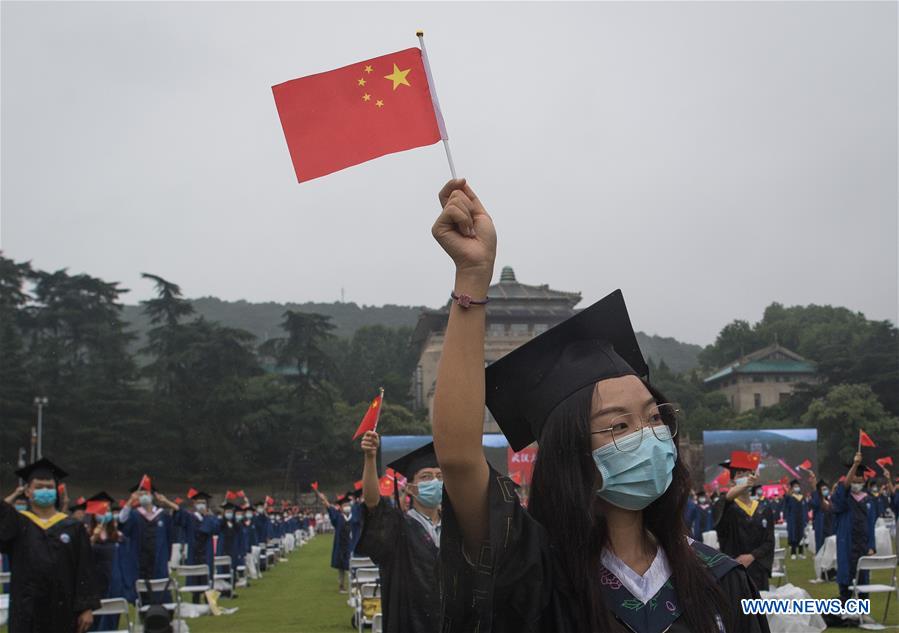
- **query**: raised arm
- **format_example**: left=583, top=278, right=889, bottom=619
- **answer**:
left=361, top=431, right=381, bottom=509
left=430, top=178, right=497, bottom=555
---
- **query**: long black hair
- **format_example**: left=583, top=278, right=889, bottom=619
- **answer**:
left=528, top=379, right=733, bottom=633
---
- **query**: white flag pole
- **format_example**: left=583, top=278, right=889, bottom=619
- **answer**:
left=417, top=30, right=457, bottom=179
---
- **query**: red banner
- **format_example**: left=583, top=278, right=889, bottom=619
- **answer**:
left=507, top=446, right=538, bottom=485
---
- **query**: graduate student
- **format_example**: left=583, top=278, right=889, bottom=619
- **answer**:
left=808, top=472, right=833, bottom=554
left=87, top=492, right=134, bottom=631
left=831, top=453, right=877, bottom=603
left=783, top=479, right=808, bottom=559
left=713, top=451, right=775, bottom=591
left=69, top=496, right=88, bottom=525
left=117, top=477, right=179, bottom=603
left=315, top=489, right=355, bottom=593
left=428, top=179, right=770, bottom=633
left=692, top=490, right=715, bottom=541
left=0, top=458, right=100, bottom=633
left=355, top=433, right=442, bottom=633
left=215, top=501, right=244, bottom=595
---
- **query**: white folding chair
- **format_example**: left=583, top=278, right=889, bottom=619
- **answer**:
left=91, top=597, right=133, bottom=633
left=135, top=578, right=178, bottom=617
left=850, top=554, right=898, bottom=630
left=213, top=556, right=234, bottom=596
left=771, top=548, right=787, bottom=587
left=350, top=567, right=380, bottom=609
left=372, top=612, right=383, bottom=633
left=356, top=582, right=381, bottom=633
left=171, top=564, right=212, bottom=604
left=0, top=572, right=10, bottom=628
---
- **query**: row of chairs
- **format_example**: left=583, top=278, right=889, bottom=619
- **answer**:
left=348, top=556, right=382, bottom=633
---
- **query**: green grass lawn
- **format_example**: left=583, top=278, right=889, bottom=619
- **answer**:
left=189, top=535, right=354, bottom=633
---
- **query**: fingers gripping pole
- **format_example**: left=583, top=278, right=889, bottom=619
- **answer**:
left=417, top=30, right=457, bottom=179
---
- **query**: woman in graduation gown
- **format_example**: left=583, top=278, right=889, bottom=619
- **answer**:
left=428, top=179, right=770, bottom=633
left=316, top=490, right=355, bottom=592
left=808, top=473, right=833, bottom=554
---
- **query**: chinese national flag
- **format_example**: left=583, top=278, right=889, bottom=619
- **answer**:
left=859, top=430, right=876, bottom=447
left=352, top=392, right=384, bottom=440
left=876, top=456, right=893, bottom=469
left=273, top=48, right=444, bottom=182
left=311, top=481, right=319, bottom=491
left=225, top=490, right=239, bottom=501
left=187, top=488, right=199, bottom=499
left=86, top=500, right=110, bottom=515
left=379, top=475, right=394, bottom=497
left=138, top=474, right=152, bottom=492
left=798, top=459, right=812, bottom=470
left=354, top=480, right=363, bottom=491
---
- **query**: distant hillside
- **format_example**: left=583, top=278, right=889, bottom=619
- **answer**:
left=122, top=298, right=701, bottom=373
left=636, top=333, right=702, bottom=374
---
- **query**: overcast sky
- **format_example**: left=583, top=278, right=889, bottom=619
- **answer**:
left=2, top=1, right=896, bottom=345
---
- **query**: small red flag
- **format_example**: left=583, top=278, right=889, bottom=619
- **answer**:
left=265, top=496, right=274, bottom=506
left=187, top=488, right=199, bottom=500
left=859, top=429, right=876, bottom=447
left=354, top=480, right=363, bottom=491
left=311, top=481, right=319, bottom=491
left=876, top=456, right=893, bottom=469
left=236, top=490, right=246, bottom=498
left=225, top=490, right=239, bottom=501
left=138, top=474, right=152, bottom=491
left=86, top=500, right=110, bottom=515
left=378, top=475, right=394, bottom=497
left=352, top=391, right=384, bottom=441
left=57, top=483, right=67, bottom=496
left=273, top=48, right=444, bottom=182
left=798, top=459, right=812, bottom=470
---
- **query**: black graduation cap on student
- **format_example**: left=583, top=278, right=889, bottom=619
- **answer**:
left=15, top=457, right=68, bottom=483
left=68, top=496, right=88, bottom=512
left=387, top=442, right=438, bottom=480
left=485, top=289, right=649, bottom=452
left=220, top=501, right=239, bottom=510
left=336, top=493, right=354, bottom=505
left=88, top=491, right=116, bottom=505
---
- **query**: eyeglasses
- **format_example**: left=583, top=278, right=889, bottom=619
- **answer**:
left=590, top=403, right=679, bottom=452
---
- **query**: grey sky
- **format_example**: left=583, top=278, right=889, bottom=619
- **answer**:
left=2, top=1, right=896, bottom=345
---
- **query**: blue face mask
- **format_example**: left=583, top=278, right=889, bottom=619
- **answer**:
left=14, top=503, right=28, bottom=512
left=821, top=489, right=830, bottom=498
left=101, top=512, right=114, bottom=523
left=32, top=488, right=58, bottom=508
left=414, top=480, right=443, bottom=508
left=592, top=428, right=676, bottom=511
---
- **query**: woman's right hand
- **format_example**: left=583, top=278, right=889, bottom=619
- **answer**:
left=432, top=179, right=496, bottom=277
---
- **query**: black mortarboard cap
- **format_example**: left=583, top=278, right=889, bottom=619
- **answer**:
left=189, top=491, right=212, bottom=501
left=387, top=442, right=439, bottom=480
left=88, top=491, right=116, bottom=504
left=336, top=493, right=353, bottom=505
left=221, top=502, right=239, bottom=510
left=69, top=496, right=88, bottom=512
left=485, top=290, right=648, bottom=451
left=15, top=457, right=68, bottom=483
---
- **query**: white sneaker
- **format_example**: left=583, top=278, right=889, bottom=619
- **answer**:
left=791, top=554, right=797, bottom=560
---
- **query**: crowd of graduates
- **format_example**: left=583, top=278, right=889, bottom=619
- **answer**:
left=0, top=459, right=320, bottom=633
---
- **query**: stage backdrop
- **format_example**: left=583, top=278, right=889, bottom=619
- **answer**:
left=702, top=429, right=818, bottom=494
left=380, top=434, right=523, bottom=478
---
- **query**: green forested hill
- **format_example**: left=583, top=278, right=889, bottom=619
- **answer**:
left=121, top=297, right=702, bottom=372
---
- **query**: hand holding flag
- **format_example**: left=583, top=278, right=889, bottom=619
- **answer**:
left=876, top=456, right=893, bottom=472
left=797, top=459, right=812, bottom=470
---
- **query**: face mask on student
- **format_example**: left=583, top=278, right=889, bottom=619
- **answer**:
left=224, top=511, right=234, bottom=521
left=14, top=502, right=28, bottom=512
left=734, top=477, right=749, bottom=487
left=247, top=511, right=254, bottom=518
left=235, top=513, right=244, bottom=521
left=195, top=503, right=207, bottom=512
left=341, top=506, right=352, bottom=516
left=139, top=494, right=153, bottom=507
left=32, top=488, right=58, bottom=508
left=697, top=496, right=708, bottom=505
left=871, top=487, right=880, bottom=495
left=101, top=512, right=114, bottom=523
left=413, top=480, right=444, bottom=508
left=792, top=487, right=801, bottom=494
left=850, top=483, right=864, bottom=493
left=821, top=488, right=830, bottom=498
left=592, top=427, right=676, bottom=511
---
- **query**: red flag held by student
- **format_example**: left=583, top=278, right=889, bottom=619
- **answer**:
left=86, top=500, right=110, bottom=515
left=797, top=459, right=812, bottom=470
left=273, top=48, right=444, bottom=182
left=352, top=390, right=384, bottom=440
left=138, top=474, right=152, bottom=492
left=876, top=456, right=893, bottom=469
left=379, top=475, right=394, bottom=497
left=311, top=481, right=319, bottom=491
left=354, top=480, right=363, bottom=491
left=859, top=429, right=876, bottom=447
left=187, top=488, right=199, bottom=500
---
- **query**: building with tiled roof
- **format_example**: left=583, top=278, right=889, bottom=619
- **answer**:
left=410, top=266, right=581, bottom=432
left=704, top=343, right=820, bottom=412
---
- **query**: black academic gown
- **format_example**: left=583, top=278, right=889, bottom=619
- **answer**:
left=440, top=468, right=770, bottom=633
left=713, top=496, right=775, bottom=592
left=0, top=501, right=100, bottom=633
left=355, top=498, right=441, bottom=633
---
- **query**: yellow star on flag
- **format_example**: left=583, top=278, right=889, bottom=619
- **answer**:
left=362, top=93, right=371, bottom=102
left=375, top=100, right=384, bottom=108
left=383, top=64, right=411, bottom=90
left=358, top=78, right=366, bottom=87
left=364, top=65, right=373, bottom=74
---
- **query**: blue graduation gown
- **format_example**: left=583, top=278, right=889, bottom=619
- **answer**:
left=215, top=521, right=244, bottom=568
left=90, top=537, right=136, bottom=629
left=809, top=492, right=834, bottom=552
left=830, top=483, right=877, bottom=586
left=176, top=511, right=219, bottom=574
left=783, top=494, right=808, bottom=545
left=118, top=507, right=175, bottom=582
left=692, top=503, right=714, bottom=540
left=683, top=499, right=697, bottom=534
left=328, top=507, right=353, bottom=571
